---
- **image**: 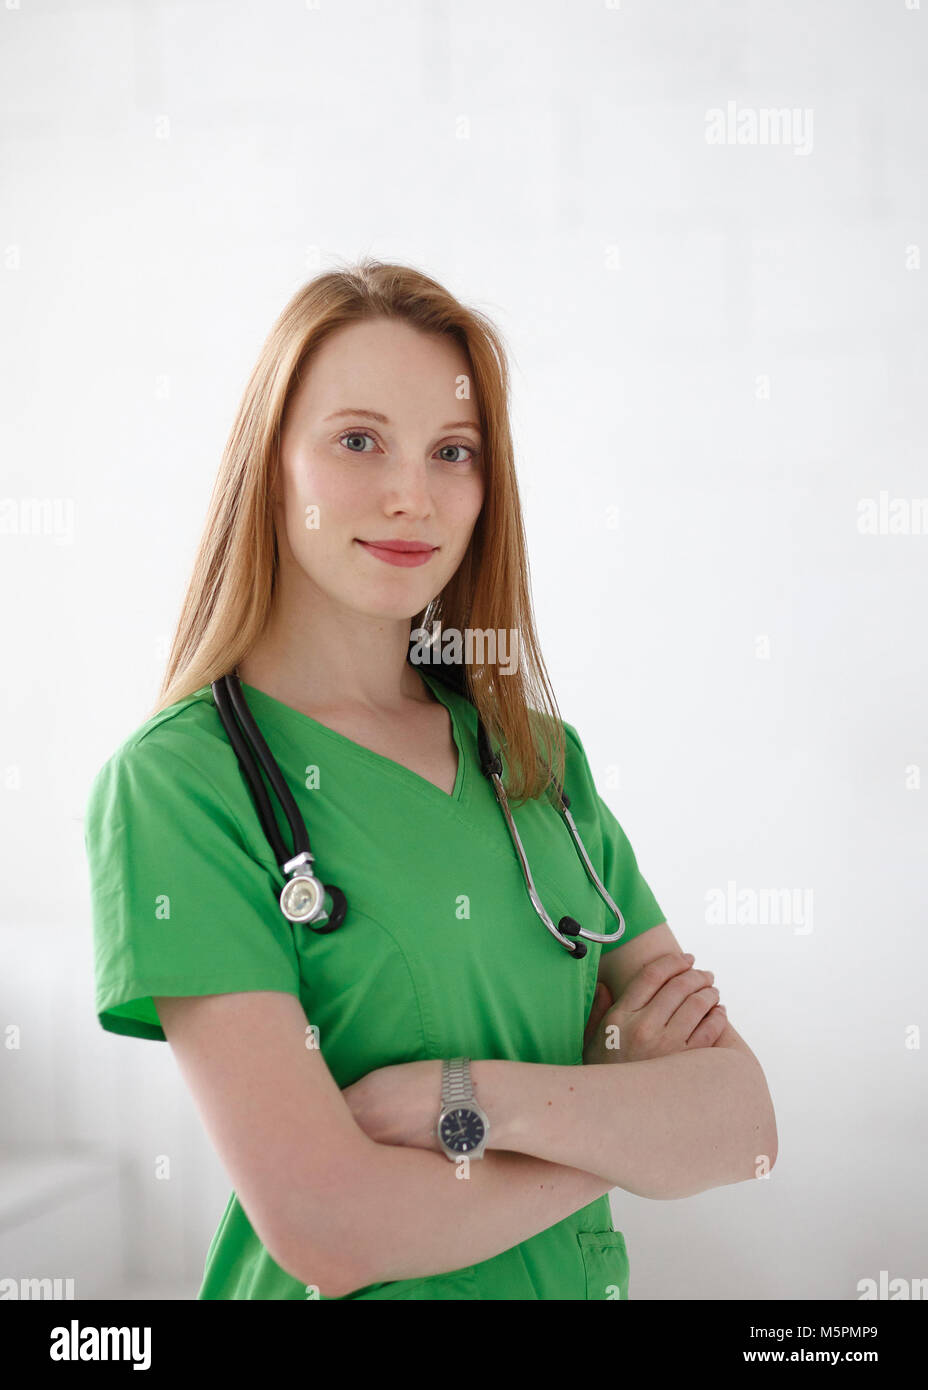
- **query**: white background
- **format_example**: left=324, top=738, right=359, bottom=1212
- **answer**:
left=1, top=0, right=925, bottom=1301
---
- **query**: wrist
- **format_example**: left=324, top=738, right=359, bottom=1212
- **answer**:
left=468, top=1058, right=514, bottom=1150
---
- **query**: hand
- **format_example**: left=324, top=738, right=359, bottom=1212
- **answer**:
left=583, top=980, right=616, bottom=1055
left=342, top=1060, right=444, bottom=1153
left=583, top=953, right=727, bottom=1064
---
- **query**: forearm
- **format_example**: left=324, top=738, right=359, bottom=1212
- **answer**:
left=325, top=1143, right=613, bottom=1294
left=472, top=1051, right=778, bottom=1200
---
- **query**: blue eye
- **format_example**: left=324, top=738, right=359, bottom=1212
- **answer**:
left=338, top=431, right=377, bottom=453
left=337, top=430, right=479, bottom=465
left=437, top=443, right=479, bottom=465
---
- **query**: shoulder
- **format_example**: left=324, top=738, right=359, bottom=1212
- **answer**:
left=547, top=716, right=605, bottom=834
left=106, top=683, right=225, bottom=762
left=559, top=717, right=596, bottom=790
left=85, top=685, right=239, bottom=826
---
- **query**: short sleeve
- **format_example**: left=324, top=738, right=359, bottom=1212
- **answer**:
left=562, top=721, right=665, bottom=952
left=84, top=734, right=303, bottom=1041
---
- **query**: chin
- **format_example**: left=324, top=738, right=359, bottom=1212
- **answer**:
left=348, top=589, right=435, bottom=623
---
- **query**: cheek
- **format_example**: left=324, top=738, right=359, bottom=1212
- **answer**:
left=461, top=468, right=485, bottom=519
left=449, top=476, right=485, bottom=541
left=282, top=453, right=362, bottom=541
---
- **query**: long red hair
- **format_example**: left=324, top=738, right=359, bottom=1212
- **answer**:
left=153, top=258, right=566, bottom=805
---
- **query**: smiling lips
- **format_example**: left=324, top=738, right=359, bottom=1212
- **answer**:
left=356, top=538, right=438, bottom=568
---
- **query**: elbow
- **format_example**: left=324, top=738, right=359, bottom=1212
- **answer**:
left=739, top=1053, right=778, bottom=1178
left=279, top=1245, right=372, bottom=1301
left=763, top=1112, right=779, bottom=1174
left=742, top=1099, right=777, bottom=1184
left=756, top=1077, right=779, bottom=1177
left=269, top=1220, right=374, bottom=1301
left=269, top=1146, right=380, bottom=1300
left=645, top=1088, right=779, bottom=1201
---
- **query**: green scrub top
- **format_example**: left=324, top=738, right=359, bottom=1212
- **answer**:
left=84, top=666, right=665, bottom=1300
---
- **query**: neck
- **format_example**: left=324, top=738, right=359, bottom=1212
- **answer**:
left=236, top=582, right=430, bottom=718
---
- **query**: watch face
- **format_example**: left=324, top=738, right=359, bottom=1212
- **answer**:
left=439, top=1106, right=486, bottom=1154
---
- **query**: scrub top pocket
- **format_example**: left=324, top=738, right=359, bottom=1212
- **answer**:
left=576, top=1230, right=630, bottom=1300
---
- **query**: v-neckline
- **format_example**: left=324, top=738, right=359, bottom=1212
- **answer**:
left=234, top=667, right=467, bottom=805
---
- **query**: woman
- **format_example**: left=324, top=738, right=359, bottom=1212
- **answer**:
left=84, top=259, right=777, bottom=1300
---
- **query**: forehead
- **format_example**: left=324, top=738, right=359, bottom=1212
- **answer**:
left=289, top=318, right=479, bottom=426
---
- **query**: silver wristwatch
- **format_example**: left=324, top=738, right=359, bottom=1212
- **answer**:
left=437, top=1057, right=490, bottom=1160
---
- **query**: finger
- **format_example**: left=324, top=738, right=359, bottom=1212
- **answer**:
left=619, top=952, right=700, bottom=1015
left=633, top=967, right=717, bottom=1034
left=665, top=986, right=721, bottom=1045
left=684, top=1004, right=729, bottom=1049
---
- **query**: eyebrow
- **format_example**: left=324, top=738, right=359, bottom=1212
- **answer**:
left=322, top=408, right=482, bottom=436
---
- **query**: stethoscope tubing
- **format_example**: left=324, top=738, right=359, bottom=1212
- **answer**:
left=211, top=670, right=626, bottom=958
left=212, top=672, right=347, bottom=932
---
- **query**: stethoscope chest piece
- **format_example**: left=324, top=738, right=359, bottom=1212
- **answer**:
left=279, top=852, right=347, bottom=932
left=211, top=673, right=348, bottom=935
left=280, top=857, right=325, bottom=924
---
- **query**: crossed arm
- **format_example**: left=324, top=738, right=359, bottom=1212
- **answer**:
left=344, top=922, right=779, bottom=1202
left=469, top=1041, right=774, bottom=1198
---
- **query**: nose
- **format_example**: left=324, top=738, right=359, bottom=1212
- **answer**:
left=379, top=456, right=433, bottom=518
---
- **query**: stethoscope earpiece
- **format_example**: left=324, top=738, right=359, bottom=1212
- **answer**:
left=477, top=726, right=627, bottom=957
left=558, top=918, right=588, bottom=960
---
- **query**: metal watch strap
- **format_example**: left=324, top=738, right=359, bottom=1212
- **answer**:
left=441, top=1057, right=474, bottom=1105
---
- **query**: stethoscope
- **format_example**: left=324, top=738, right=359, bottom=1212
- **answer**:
left=210, top=668, right=627, bottom=960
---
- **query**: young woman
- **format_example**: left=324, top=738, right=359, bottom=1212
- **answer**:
left=84, top=259, right=777, bottom=1301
